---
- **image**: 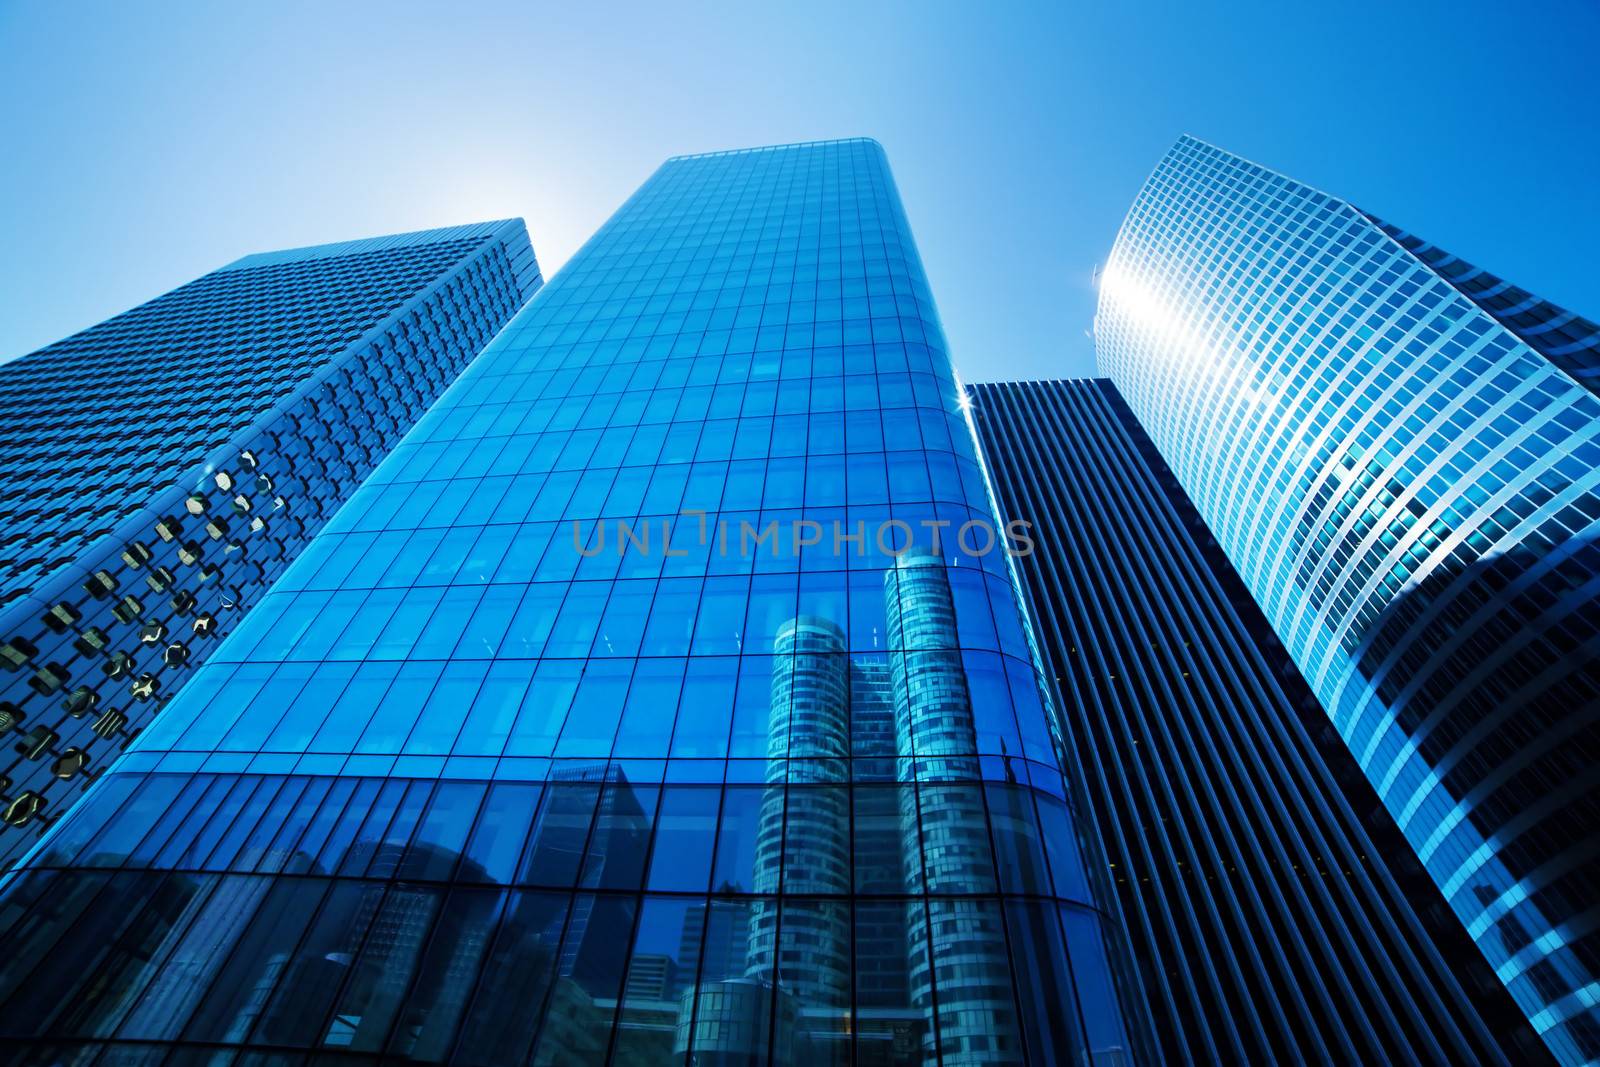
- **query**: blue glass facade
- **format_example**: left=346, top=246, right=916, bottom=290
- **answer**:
left=1367, top=219, right=1600, bottom=396
left=0, top=140, right=1132, bottom=1065
left=970, top=377, right=1545, bottom=1064
left=0, top=222, right=539, bottom=867
left=1098, top=135, right=1600, bottom=1065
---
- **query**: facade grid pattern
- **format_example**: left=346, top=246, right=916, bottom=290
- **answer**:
left=1364, top=218, right=1600, bottom=394
left=0, top=221, right=541, bottom=866
left=1097, top=134, right=1600, bottom=1065
left=0, top=140, right=1132, bottom=1066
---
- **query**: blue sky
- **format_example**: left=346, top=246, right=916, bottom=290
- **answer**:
left=2, top=0, right=1596, bottom=382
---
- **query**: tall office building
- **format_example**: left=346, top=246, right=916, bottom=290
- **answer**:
left=0, top=140, right=1136, bottom=1065
left=970, top=377, right=1547, bottom=1064
left=1097, top=135, right=1600, bottom=1064
left=0, top=222, right=540, bottom=866
left=1374, top=222, right=1600, bottom=396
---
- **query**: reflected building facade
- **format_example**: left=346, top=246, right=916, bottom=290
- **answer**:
left=1098, top=135, right=1600, bottom=1065
left=0, top=222, right=540, bottom=865
left=887, top=553, right=1024, bottom=1065
left=0, top=139, right=1136, bottom=1065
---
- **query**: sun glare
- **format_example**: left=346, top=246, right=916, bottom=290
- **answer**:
left=1098, top=260, right=1217, bottom=376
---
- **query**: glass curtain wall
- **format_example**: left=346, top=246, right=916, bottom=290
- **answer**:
left=0, top=139, right=1133, bottom=1067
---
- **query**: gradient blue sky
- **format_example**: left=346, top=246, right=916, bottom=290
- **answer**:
left=2, top=0, right=1596, bottom=382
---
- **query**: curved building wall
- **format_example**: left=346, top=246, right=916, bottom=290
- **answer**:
left=1097, top=135, right=1600, bottom=1065
left=0, top=139, right=1134, bottom=1066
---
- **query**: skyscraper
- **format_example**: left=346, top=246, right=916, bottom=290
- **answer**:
left=1373, top=221, right=1600, bottom=396
left=0, top=140, right=1135, bottom=1065
left=969, top=376, right=1547, bottom=1064
left=0, top=221, right=540, bottom=865
left=1097, top=135, right=1600, bottom=1065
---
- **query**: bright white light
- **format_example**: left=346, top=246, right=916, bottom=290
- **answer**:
left=1098, top=260, right=1218, bottom=377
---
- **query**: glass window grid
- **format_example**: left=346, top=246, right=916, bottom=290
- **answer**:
left=1098, top=135, right=1600, bottom=1064
left=0, top=140, right=1131, bottom=1066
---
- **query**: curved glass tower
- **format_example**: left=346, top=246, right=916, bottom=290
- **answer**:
left=0, top=139, right=1133, bottom=1065
left=1098, top=135, right=1600, bottom=1065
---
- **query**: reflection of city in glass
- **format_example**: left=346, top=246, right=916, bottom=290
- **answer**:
left=681, top=556, right=1028, bottom=1065
left=0, top=140, right=1132, bottom=1064
left=1098, top=135, right=1600, bottom=1066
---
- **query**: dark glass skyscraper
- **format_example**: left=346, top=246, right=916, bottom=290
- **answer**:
left=969, top=376, right=1549, bottom=1064
left=0, top=140, right=1133, bottom=1065
left=1098, top=135, right=1600, bottom=1064
left=0, top=222, right=539, bottom=866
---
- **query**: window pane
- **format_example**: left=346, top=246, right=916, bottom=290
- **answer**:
left=1061, top=904, right=1131, bottom=1061
left=181, top=877, right=330, bottom=1042
left=251, top=879, right=382, bottom=1046
left=613, top=658, right=684, bottom=757
left=645, top=786, right=719, bottom=893
left=518, top=780, right=600, bottom=888
left=581, top=777, right=658, bottom=892
left=855, top=899, right=928, bottom=1065
left=610, top=896, right=703, bottom=1064
left=1004, top=900, right=1089, bottom=1067
left=461, top=782, right=542, bottom=884
left=640, top=578, right=701, bottom=656
left=324, top=885, right=442, bottom=1050
left=387, top=887, right=506, bottom=1061
left=452, top=891, right=570, bottom=1066
left=680, top=899, right=775, bottom=1064
left=924, top=897, right=1024, bottom=1064
left=709, top=784, right=765, bottom=894
left=526, top=894, right=635, bottom=1064
left=671, top=657, right=737, bottom=758
left=400, top=781, right=486, bottom=881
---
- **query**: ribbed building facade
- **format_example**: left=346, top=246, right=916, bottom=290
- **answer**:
left=0, top=222, right=539, bottom=866
left=0, top=140, right=1135, bottom=1065
left=1097, top=135, right=1600, bottom=1065
left=969, top=376, right=1548, bottom=1064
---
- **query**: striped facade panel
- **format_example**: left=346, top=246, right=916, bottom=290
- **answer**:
left=969, top=377, right=1545, bottom=1065
left=1365, top=218, right=1600, bottom=394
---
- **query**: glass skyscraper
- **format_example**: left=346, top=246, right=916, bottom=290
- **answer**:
left=1372, top=221, right=1600, bottom=396
left=0, top=140, right=1133, bottom=1066
left=969, top=376, right=1547, bottom=1064
left=0, top=222, right=539, bottom=868
left=1098, top=135, right=1600, bottom=1065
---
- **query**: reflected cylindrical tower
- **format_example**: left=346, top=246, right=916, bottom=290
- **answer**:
left=750, top=616, right=853, bottom=1059
left=681, top=615, right=855, bottom=1065
left=886, top=553, right=1024, bottom=1066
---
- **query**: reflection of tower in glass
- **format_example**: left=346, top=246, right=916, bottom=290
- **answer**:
left=751, top=616, right=853, bottom=1058
left=849, top=655, right=923, bottom=1060
left=545, top=764, right=649, bottom=983
left=678, top=616, right=853, bottom=1064
left=886, top=553, right=1023, bottom=1066
left=748, top=616, right=852, bottom=980
left=116, top=873, right=272, bottom=1040
left=851, top=656, right=898, bottom=763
